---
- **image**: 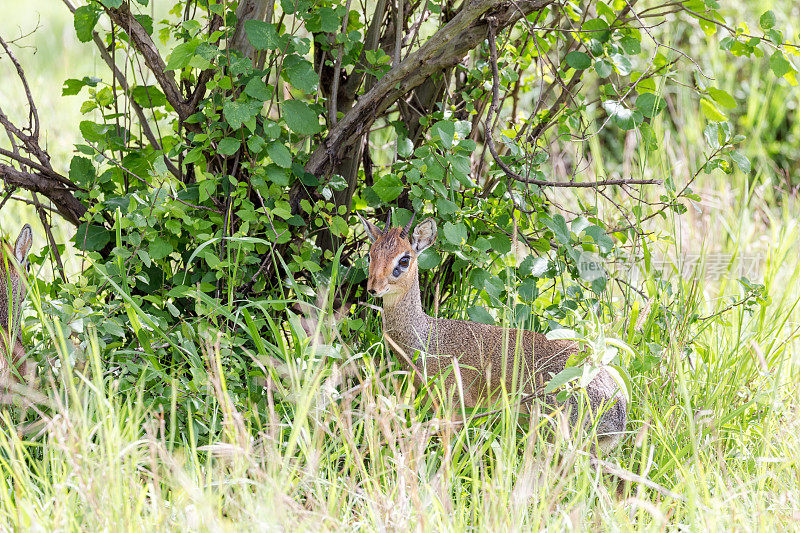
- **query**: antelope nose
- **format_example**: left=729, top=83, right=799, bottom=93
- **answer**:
left=367, top=288, right=377, bottom=296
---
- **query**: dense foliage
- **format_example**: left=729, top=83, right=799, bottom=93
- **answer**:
left=0, top=0, right=792, bottom=437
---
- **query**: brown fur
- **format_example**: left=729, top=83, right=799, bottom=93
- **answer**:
left=0, top=225, right=33, bottom=386
left=361, top=216, right=627, bottom=450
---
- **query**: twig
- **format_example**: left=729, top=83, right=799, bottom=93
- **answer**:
left=84, top=142, right=220, bottom=214
left=31, top=192, right=67, bottom=283
left=483, top=20, right=661, bottom=189
left=0, top=189, right=14, bottom=211
left=101, top=2, right=196, bottom=129
left=5, top=195, right=57, bottom=214
left=60, top=0, right=181, bottom=180
left=329, top=0, right=353, bottom=126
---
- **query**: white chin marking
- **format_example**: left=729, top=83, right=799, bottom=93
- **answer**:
left=375, top=288, right=390, bottom=298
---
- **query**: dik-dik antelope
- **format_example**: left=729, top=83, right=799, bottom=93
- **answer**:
left=359, top=214, right=627, bottom=450
left=0, top=224, right=33, bottom=385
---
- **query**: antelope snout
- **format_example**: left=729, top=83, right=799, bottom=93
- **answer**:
left=366, top=278, right=386, bottom=297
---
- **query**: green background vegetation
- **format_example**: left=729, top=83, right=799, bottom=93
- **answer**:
left=0, top=0, right=799, bottom=529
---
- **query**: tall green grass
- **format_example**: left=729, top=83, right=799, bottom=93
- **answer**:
left=0, top=182, right=797, bottom=530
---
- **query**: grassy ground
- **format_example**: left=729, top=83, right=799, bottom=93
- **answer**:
left=1, top=1, right=800, bottom=531
left=7, top=184, right=799, bottom=530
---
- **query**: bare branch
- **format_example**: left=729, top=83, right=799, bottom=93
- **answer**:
left=0, top=32, right=89, bottom=226
left=61, top=0, right=181, bottom=180
left=305, top=0, right=556, bottom=177
left=483, top=21, right=661, bottom=189
left=0, top=164, right=86, bottom=225
left=102, top=2, right=196, bottom=128
left=0, top=147, right=83, bottom=191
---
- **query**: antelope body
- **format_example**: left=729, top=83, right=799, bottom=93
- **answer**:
left=360, top=214, right=626, bottom=450
left=0, top=224, right=33, bottom=385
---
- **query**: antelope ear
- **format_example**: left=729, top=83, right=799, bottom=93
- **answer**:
left=14, top=224, right=32, bottom=264
left=411, top=218, right=437, bottom=254
left=357, top=214, right=383, bottom=242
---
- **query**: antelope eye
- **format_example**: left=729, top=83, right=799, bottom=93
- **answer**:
left=398, top=256, right=410, bottom=267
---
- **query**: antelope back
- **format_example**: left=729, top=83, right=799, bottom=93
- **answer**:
left=0, top=224, right=33, bottom=338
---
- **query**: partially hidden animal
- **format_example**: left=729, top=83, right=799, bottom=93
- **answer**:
left=0, top=224, right=33, bottom=385
left=359, top=214, right=626, bottom=450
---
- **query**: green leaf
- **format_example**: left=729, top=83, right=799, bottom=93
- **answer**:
left=700, top=98, right=727, bottom=122
left=135, top=14, right=153, bottom=35
left=130, top=86, right=167, bottom=108
left=639, top=122, right=659, bottom=151
left=545, top=214, right=570, bottom=244
left=372, top=174, right=403, bottom=202
left=74, top=5, right=101, bottom=43
left=443, top=221, right=467, bottom=245
left=565, top=51, right=592, bottom=70
left=603, top=100, right=640, bottom=130
left=62, top=76, right=100, bottom=96
left=571, top=216, right=590, bottom=235
left=265, top=164, right=290, bottom=186
left=149, top=237, right=173, bottom=260
left=766, top=28, right=784, bottom=45
left=282, top=100, right=321, bottom=135
left=546, top=328, right=578, bottom=340
left=417, top=248, right=440, bottom=270
left=582, top=18, right=610, bottom=42
left=610, top=53, right=632, bottom=75
left=436, top=197, right=458, bottom=215
left=467, top=306, right=495, bottom=325
left=198, top=177, right=216, bottom=202
left=708, top=87, right=737, bottom=109
left=635, top=93, right=665, bottom=118
left=328, top=174, right=347, bottom=191
left=244, top=77, right=271, bottom=101
left=520, top=256, right=548, bottom=277
left=307, top=6, right=341, bottom=33
left=433, top=120, right=455, bottom=148
left=543, top=366, right=583, bottom=394
left=267, top=142, right=292, bottom=168
left=244, top=20, right=280, bottom=50
left=165, top=40, right=199, bottom=70
left=703, top=123, right=721, bottom=149
left=74, top=223, right=111, bottom=251
left=447, top=153, right=473, bottom=186
left=69, top=156, right=95, bottom=185
left=619, top=36, right=641, bottom=55
left=730, top=150, right=751, bottom=174
left=518, top=278, right=538, bottom=301
left=607, top=364, right=632, bottom=402
left=594, top=59, right=613, bottom=78
left=283, top=55, right=318, bottom=93
left=583, top=226, right=614, bottom=254
left=490, top=233, right=511, bottom=254
left=397, top=136, right=413, bottom=158
left=98, top=0, right=123, bottom=7
left=770, top=51, right=792, bottom=78
left=223, top=99, right=261, bottom=130
left=218, top=137, right=241, bottom=156
left=759, top=10, right=776, bottom=30
left=79, top=120, right=110, bottom=144
left=280, top=0, right=312, bottom=15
